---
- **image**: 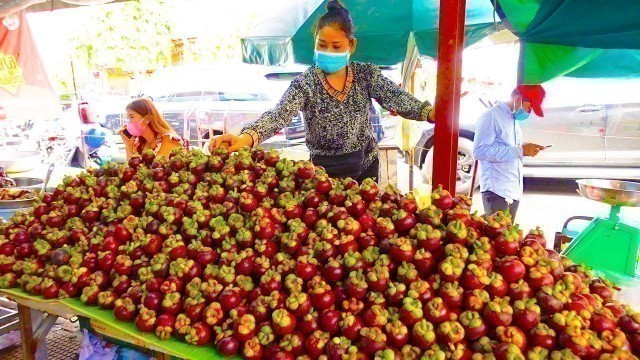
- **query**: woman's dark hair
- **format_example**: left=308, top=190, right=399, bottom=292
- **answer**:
left=315, top=0, right=355, bottom=39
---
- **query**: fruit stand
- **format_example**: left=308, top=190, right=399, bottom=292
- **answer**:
left=1, top=147, right=639, bottom=359
left=0, top=287, right=230, bottom=359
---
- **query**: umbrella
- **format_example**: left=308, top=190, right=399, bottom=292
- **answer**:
left=494, top=0, right=640, bottom=84
left=0, top=0, right=125, bottom=18
left=0, top=1, right=128, bottom=123
left=242, top=0, right=503, bottom=66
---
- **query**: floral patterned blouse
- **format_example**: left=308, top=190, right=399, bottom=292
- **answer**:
left=133, top=132, right=183, bottom=156
left=242, top=62, right=433, bottom=170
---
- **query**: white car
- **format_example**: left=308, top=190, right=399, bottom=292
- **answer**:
left=125, top=64, right=308, bottom=145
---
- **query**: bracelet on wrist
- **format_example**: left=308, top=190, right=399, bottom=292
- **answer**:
left=243, top=130, right=259, bottom=147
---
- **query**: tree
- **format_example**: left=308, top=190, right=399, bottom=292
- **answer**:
left=71, top=0, right=174, bottom=72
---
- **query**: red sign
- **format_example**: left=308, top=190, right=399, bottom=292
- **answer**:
left=0, top=11, right=59, bottom=121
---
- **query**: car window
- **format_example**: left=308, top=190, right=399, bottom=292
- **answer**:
left=218, top=92, right=269, bottom=101
left=155, top=94, right=173, bottom=102
left=172, top=91, right=205, bottom=102
left=202, top=91, right=220, bottom=102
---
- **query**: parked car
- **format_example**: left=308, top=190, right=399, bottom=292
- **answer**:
left=98, top=64, right=306, bottom=145
left=410, top=77, right=640, bottom=193
left=76, top=91, right=131, bottom=126
left=192, top=91, right=284, bottom=146
left=102, top=64, right=386, bottom=147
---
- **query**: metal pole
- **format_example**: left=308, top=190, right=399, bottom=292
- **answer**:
left=432, top=0, right=467, bottom=193
left=69, top=55, right=79, bottom=102
left=408, top=69, right=416, bottom=192
left=468, top=160, right=479, bottom=198
left=408, top=151, right=414, bottom=191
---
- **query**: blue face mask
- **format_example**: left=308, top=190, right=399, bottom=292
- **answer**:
left=513, top=108, right=531, bottom=121
left=313, top=49, right=350, bottom=74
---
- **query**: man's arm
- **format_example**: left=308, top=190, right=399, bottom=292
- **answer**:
left=473, top=112, right=522, bottom=163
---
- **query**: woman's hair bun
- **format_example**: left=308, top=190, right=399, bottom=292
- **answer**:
left=316, top=0, right=354, bottom=39
left=326, top=0, right=346, bottom=13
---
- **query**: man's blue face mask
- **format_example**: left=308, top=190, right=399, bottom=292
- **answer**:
left=513, top=108, right=531, bottom=121
left=513, top=97, right=532, bottom=121
left=313, top=49, right=350, bottom=74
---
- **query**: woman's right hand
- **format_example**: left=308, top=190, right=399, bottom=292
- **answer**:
left=119, top=128, right=134, bottom=149
left=119, top=128, right=135, bottom=159
left=209, top=133, right=253, bottom=153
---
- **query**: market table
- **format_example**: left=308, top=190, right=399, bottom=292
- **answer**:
left=0, top=288, right=234, bottom=360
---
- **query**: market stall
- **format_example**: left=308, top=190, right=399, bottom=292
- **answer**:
left=1, top=146, right=639, bottom=360
left=1, top=1, right=640, bottom=359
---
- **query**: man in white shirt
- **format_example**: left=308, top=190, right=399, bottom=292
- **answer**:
left=473, top=85, right=547, bottom=220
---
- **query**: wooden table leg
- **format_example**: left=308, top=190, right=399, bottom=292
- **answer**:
left=156, top=351, right=172, bottom=360
left=17, top=304, right=50, bottom=360
left=18, top=304, right=35, bottom=360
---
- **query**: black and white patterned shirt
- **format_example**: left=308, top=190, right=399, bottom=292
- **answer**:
left=243, top=62, right=433, bottom=169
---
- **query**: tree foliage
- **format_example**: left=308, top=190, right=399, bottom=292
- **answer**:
left=71, top=0, right=174, bottom=72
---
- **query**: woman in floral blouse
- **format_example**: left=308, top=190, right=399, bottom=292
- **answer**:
left=210, top=0, right=435, bottom=182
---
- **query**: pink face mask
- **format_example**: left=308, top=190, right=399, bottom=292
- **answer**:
left=126, top=115, right=147, bottom=137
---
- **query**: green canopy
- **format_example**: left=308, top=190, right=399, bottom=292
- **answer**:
left=495, top=0, right=640, bottom=83
left=242, top=0, right=503, bottom=66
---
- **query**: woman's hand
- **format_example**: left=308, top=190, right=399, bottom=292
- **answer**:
left=209, top=133, right=253, bottom=153
left=119, top=128, right=134, bottom=147
left=427, top=107, right=436, bottom=122
left=119, top=128, right=135, bottom=159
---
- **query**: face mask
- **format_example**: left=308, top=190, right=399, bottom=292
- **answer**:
left=512, top=97, right=531, bottom=121
left=513, top=108, right=531, bottom=121
left=126, top=115, right=147, bottom=136
left=313, top=49, right=350, bottom=74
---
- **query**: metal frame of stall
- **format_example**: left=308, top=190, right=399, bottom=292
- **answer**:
left=432, top=0, right=467, bottom=194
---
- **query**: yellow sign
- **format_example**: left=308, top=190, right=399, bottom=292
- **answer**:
left=0, top=53, right=25, bottom=95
